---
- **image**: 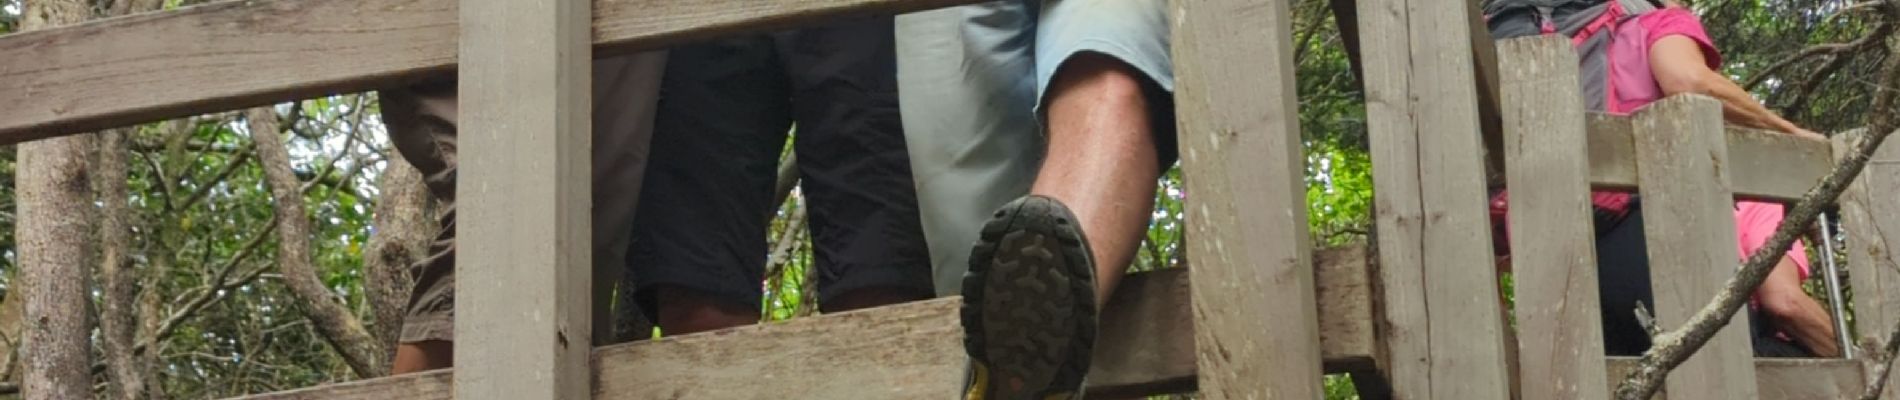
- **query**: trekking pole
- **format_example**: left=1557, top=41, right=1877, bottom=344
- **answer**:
left=1820, top=212, right=1854, bottom=358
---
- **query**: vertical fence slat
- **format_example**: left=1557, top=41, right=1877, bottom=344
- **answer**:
left=1170, top=0, right=1323, bottom=397
left=455, top=0, right=594, bottom=397
left=1631, top=95, right=1759, bottom=400
left=1357, top=0, right=1430, bottom=390
left=1359, top=0, right=1514, bottom=395
left=1499, top=36, right=1610, bottom=399
left=1835, top=129, right=1900, bottom=399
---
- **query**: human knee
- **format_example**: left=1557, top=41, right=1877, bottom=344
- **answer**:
left=1047, top=53, right=1152, bottom=107
left=654, top=286, right=759, bottom=335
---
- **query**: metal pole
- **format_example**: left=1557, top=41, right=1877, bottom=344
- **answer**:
left=1820, top=213, right=1854, bottom=358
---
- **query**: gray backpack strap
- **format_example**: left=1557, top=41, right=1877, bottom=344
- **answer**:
left=1618, top=0, right=1656, bottom=14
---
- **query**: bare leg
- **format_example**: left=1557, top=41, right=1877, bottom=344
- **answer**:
left=1033, top=53, right=1162, bottom=306
left=392, top=341, right=453, bottom=374
left=655, top=286, right=761, bottom=335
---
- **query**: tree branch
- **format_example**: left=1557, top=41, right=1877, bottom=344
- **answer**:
left=1744, top=21, right=1893, bottom=92
left=1861, top=317, right=1900, bottom=400
left=96, top=125, right=148, bottom=400
left=175, top=143, right=256, bottom=211
left=148, top=217, right=276, bottom=346
left=245, top=107, right=388, bottom=378
left=763, top=198, right=809, bottom=282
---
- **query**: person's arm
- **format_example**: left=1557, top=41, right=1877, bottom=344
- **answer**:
left=1756, top=256, right=1842, bottom=357
left=1649, top=36, right=1826, bottom=140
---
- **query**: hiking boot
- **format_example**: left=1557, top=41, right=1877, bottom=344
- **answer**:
left=961, top=195, right=1097, bottom=400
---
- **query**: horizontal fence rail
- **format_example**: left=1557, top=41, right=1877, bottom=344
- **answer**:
left=224, top=246, right=1377, bottom=400
left=1586, top=113, right=1833, bottom=202
left=0, top=0, right=984, bottom=143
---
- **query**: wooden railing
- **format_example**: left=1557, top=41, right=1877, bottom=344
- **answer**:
left=5, top=0, right=1898, bottom=398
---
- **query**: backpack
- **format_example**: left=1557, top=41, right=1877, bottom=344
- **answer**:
left=1481, top=0, right=1659, bottom=112
left=1481, top=0, right=1662, bottom=254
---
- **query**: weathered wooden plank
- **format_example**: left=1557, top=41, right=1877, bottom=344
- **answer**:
left=1086, top=246, right=1379, bottom=397
left=1834, top=129, right=1900, bottom=400
left=453, top=0, right=592, bottom=397
left=0, top=0, right=982, bottom=143
left=1171, top=0, right=1324, bottom=397
left=224, top=245, right=1379, bottom=400
left=1605, top=357, right=1867, bottom=400
left=1630, top=95, right=1759, bottom=399
left=1469, top=0, right=1506, bottom=182
left=1499, top=35, right=1610, bottom=400
left=594, top=298, right=965, bottom=399
left=231, top=370, right=453, bottom=400
left=1356, top=0, right=1431, bottom=392
left=1586, top=114, right=1832, bottom=201
left=1359, top=0, right=1513, bottom=395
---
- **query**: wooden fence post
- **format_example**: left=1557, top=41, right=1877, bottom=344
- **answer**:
left=1835, top=129, right=1900, bottom=399
left=1499, top=35, right=1611, bottom=399
left=1631, top=95, right=1759, bottom=400
left=1170, top=0, right=1324, bottom=397
left=455, top=0, right=594, bottom=397
left=1358, top=0, right=1514, bottom=395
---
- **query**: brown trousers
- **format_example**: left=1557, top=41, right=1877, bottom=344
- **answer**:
left=381, top=52, right=666, bottom=344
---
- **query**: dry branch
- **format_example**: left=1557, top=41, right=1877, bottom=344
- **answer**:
left=1861, top=317, right=1900, bottom=400
left=246, top=107, right=388, bottom=378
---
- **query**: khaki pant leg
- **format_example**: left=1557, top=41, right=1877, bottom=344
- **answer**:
left=382, top=51, right=666, bottom=344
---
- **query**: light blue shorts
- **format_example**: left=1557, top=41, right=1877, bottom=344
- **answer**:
left=896, top=0, right=1174, bottom=295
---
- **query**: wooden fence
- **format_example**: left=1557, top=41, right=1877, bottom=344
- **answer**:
left=3, top=0, right=1897, bottom=397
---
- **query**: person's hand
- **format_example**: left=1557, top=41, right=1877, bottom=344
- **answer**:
left=1790, top=128, right=1827, bottom=141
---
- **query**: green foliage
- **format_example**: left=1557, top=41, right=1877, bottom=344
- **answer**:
left=0, top=0, right=17, bottom=34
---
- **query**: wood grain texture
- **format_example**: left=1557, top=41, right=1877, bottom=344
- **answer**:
left=1358, top=0, right=1513, bottom=395
left=229, top=370, right=453, bottom=400
left=1630, top=95, right=1759, bottom=400
left=1499, top=36, right=1610, bottom=400
left=1356, top=0, right=1431, bottom=392
left=0, top=0, right=984, bottom=143
left=453, top=0, right=592, bottom=397
left=222, top=246, right=1379, bottom=400
left=1586, top=114, right=1832, bottom=201
left=1170, top=0, right=1325, bottom=397
left=1087, top=246, right=1380, bottom=397
left=1469, top=0, right=1505, bottom=182
left=1604, top=357, right=1866, bottom=400
left=593, top=298, right=964, bottom=400
left=1834, top=129, right=1900, bottom=400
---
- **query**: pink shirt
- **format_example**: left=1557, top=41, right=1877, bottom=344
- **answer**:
left=1608, top=8, right=1810, bottom=279
left=1492, top=7, right=1811, bottom=279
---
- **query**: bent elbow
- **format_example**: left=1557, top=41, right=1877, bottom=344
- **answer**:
left=1658, top=74, right=1714, bottom=98
left=1757, top=291, right=1813, bottom=323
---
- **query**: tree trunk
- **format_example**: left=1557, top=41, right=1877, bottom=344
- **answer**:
left=363, top=145, right=435, bottom=357
left=96, top=126, right=146, bottom=400
left=245, top=107, right=389, bottom=378
left=18, top=1, right=99, bottom=399
left=0, top=283, right=23, bottom=384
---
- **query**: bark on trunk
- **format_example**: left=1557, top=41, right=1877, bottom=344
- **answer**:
left=18, top=1, right=100, bottom=399
left=96, top=127, right=147, bottom=400
left=245, top=107, right=389, bottom=378
left=363, top=146, right=435, bottom=358
left=0, top=286, right=22, bottom=384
